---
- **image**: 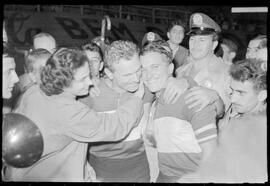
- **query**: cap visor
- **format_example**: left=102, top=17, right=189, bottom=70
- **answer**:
left=187, top=29, right=214, bottom=36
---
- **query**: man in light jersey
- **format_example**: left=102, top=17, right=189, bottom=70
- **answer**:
left=140, top=40, right=218, bottom=182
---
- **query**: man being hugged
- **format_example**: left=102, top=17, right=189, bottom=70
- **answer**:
left=140, top=40, right=218, bottom=182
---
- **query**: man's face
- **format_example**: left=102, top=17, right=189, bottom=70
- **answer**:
left=168, top=25, right=185, bottom=45
left=246, top=39, right=261, bottom=59
left=113, top=54, right=142, bottom=93
left=85, top=50, right=103, bottom=78
left=140, top=52, right=172, bottom=93
left=2, top=56, right=19, bottom=99
left=221, top=44, right=233, bottom=64
left=189, top=35, right=216, bottom=60
left=229, top=79, right=260, bottom=114
left=67, top=62, right=93, bottom=96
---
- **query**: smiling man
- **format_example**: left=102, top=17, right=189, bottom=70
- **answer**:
left=178, top=58, right=267, bottom=183
left=140, top=40, right=218, bottom=182
left=176, top=13, right=230, bottom=117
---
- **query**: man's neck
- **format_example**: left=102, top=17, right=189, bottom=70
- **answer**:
left=168, top=40, right=179, bottom=49
left=110, top=80, right=128, bottom=94
left=192, top=54, right=214, bottom=70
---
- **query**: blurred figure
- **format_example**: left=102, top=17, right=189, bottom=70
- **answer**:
left=81, top=42, right=104, bottom=82
left=166, top=19, right=189, bottom=72
left=179, top=58, right=267, bottom=183
left=5, top=47, right=144, bottom=182
left=220, top=38, right=238, bottom=65
left=12, top=49, right=52, bottom=111
left=18, top=49, right=51, bottom=93
left=33, top=32, right=57, bottom=54
left=246, top=35, right=267, bottom=61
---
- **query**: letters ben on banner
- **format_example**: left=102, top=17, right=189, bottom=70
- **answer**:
left=4, top=11, right=167, bottom=48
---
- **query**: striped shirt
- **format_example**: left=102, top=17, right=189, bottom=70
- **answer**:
left=147, top=89, right=217, bottom=178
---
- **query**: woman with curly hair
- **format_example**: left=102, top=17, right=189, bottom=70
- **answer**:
left=5, top=47, right=144, bottom=182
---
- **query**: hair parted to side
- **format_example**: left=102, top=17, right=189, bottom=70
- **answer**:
left=104, top=40, right=139, bottom=72
left=81, top=42, right=103, bottom=59
left=140, top=40, right=173, bottom=64
left=251, top=34, right=267, bottom=49
left=40, top=47, right=89, bottom=96
left=25, top=48, right=51, bottom=73
left=230, top=58, right=266, bottom=92
left=167, top=19, right=186, bottom=32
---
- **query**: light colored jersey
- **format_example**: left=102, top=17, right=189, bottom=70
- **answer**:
left=146, top=88, right=217, bottom=179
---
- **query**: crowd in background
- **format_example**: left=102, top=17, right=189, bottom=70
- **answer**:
left=2, top=10, right=267, bottom=183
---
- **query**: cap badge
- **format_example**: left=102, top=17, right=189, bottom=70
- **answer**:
left=147, top=32, right=155, bottom=41
left=193, top=14, right=203, bottom=26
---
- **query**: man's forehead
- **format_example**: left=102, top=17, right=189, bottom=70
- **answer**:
left=231, top=79, right=254, bottom=91
left=85, top=51, right=101, bottom=59
left=140, top=52, right=166, bottom=66
left=171, top=25, right=184, bottom=31
left=190, top=35, right=213, bottom=39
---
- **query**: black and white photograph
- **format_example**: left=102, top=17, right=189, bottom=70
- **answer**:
left=2, top=3, right=268, bottom=183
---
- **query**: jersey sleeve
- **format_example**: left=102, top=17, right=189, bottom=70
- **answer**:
left=184, top=102, right=217, bottom=145
left=64, top=94, right=143, bottom=143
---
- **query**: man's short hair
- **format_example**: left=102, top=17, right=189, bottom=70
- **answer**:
left=167, top=19, right=186, bottom=33
left=25, top=48, right=51, bottom=73
left=140, top=40, right=173, bottom=64
left=81, top=42, right=103, bottom=59
left=222, top=38, right=238, bottom=53
left=230, top=58, right=266, bottom=92
left=251, top=35, right=267, bottom=49
left=104, top=40, right=139, bottom=72
left=40, top=47, right=89, bottom=96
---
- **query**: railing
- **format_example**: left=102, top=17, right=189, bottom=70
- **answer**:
left=3, top=5, right=191, bottom=25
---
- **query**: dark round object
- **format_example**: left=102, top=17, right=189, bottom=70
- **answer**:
left=2, top=113, right=44, bottom=168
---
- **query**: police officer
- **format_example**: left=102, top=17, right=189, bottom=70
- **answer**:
left=176, top=13, right=231, bottom=117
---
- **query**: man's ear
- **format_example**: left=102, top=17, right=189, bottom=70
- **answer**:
left=212, top=40, right=218, bottom=51
left=168, top=63, right=174, bottom=75
left=229, top=52, right=236, bottom=60
left=104, top=68, right=113, bottom=80
left=258, top=90, right=267, bottom=102
left=167, top=32, right=170, bottom=40
left=99, top=61, right=104, bottom=71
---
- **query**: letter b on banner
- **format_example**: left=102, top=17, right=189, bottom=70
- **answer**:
left=55, top=17, right=88, bottom=39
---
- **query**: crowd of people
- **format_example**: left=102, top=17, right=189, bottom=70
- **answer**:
left=2, top=11, right=267, bottom=183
